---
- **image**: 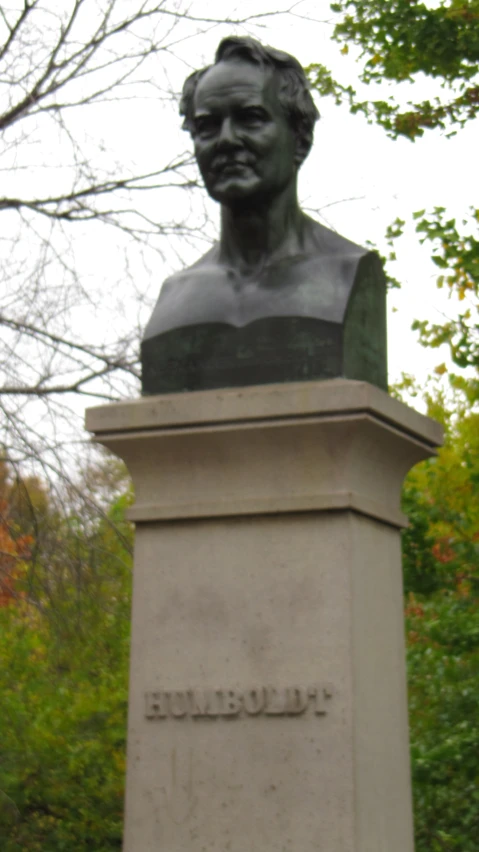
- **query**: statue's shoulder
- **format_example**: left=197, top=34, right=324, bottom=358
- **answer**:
left=161, top=245, right=222, bottom=293
left=304, top=216, right=371, bottom=259
left=144, top=245, right=231, bottom=339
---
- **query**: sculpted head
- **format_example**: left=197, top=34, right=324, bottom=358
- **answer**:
left=180, top=37, right=319, bottom=207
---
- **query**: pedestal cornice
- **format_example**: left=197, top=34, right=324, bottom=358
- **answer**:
left=86, top=380, right=443, bottom=529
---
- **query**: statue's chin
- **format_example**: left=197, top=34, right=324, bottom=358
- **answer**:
left=208, top=175, right=261, bottom=205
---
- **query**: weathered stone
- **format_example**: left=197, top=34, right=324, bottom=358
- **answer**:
left=86, top=379, right=443, bottom=852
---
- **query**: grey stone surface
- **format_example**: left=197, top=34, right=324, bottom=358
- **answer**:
left=86, top=377, right=442, bottom=446
left=86, top=379, right=443, bottom=851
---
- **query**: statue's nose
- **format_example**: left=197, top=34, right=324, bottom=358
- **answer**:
left=216, top=118, right=240, bottom=147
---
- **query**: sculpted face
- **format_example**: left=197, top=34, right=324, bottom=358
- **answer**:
left=192, top=60, right=299, bottom=206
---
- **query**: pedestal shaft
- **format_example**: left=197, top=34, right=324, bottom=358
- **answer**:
left=86, top=380, right=442, bottom=852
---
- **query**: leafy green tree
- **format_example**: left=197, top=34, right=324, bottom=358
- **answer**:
left=407, top=591, right=479, bottom=852
left=0, top=461, right=133, bottom=851
left=309, top=0, right=479, bottom=140
left=387, top=207, right=479, bottom=403
left=402, top=388, right=479, bottom=594
left=308, top=1, right=479, bottom=404
left=400, top=387, right=479, bottom=850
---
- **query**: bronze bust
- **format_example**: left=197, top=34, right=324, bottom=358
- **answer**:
left=142, top=36, right=387, bottom=394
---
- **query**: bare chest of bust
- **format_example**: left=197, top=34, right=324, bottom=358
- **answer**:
left=141, top=229, right=387, bottom=395
left=144, top=251, right=364, bottom=339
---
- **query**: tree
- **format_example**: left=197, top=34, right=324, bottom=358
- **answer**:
left=401, top=389, right=479, bottom=851
left=406, top=591, right=479, bottom=852
left=0, top=462, right=134, bottom=851
left=396, top=207, right=478, bottom=404
left=0, top=0, right=280, bottom=479
left=402, top=386, right=479, bottom=597
left=309, top=0, right=479, bottom=141
left=307, top=1, right=479, bottom=404
left=0, top=459, right=35, bottom=606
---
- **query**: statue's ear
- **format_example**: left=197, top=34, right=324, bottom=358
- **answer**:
left=294, top=132, right=312, bottom=168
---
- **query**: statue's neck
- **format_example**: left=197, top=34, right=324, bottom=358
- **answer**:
left=218, top=184, right=305, bottom=276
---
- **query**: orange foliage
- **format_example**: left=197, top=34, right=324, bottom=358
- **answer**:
left=405, top=593, right=425, bottom=618
left=407, top=630, right=421, bottom=644
left=0, top=498, right=32, bottom=607
left=431, top=538, right=456, bottom=564
left=456, top=578, right=472, bottom=598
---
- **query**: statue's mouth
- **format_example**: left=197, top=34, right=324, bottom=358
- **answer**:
left=212, top=156, right=255, bottom=175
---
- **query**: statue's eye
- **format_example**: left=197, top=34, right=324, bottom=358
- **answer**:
left=239, top=109, right=268, bottom=127
left=194, top=116, right=220, bottom=138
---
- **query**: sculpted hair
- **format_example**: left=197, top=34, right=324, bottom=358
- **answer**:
left=179, top=36, right=319, bottom=164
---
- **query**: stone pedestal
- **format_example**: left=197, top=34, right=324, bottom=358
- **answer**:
left=86, top=379, right=442, bottom=852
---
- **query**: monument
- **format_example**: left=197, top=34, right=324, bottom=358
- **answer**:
left=141, top=36, right=387, bottom=394
left=86, top=36, right=442, bottom=852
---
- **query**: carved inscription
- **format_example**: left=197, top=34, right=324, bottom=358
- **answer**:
left=145, top=685, right=334, bottom=720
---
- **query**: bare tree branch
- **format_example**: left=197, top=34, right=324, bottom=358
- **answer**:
left=0, top=0, right=290, bottom=537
